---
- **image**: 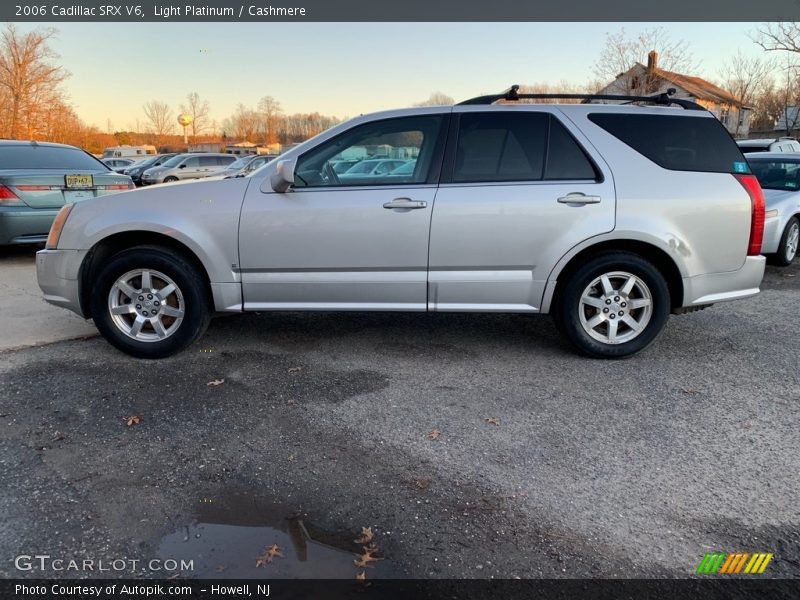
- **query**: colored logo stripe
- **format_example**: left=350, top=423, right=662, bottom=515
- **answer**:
left=698, top=552, right=773, bottom=574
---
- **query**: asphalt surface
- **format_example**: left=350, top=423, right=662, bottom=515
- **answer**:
left=0, top=247, right=798, bottom=581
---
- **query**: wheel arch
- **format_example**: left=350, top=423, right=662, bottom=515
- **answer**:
left=543, top=239, right=685, bottom=314
left=78, top=231, right=213, bottom=318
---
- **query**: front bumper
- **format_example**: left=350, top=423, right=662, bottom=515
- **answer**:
left=0, top=206, right=60, bottom=245
left=682, top=255, right=766, bottom=306
left=36, top=248, right=88, bottom=317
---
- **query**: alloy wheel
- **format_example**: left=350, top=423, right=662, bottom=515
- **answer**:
left=107, top=269, right=185, bottom=342
left=578, top=271, right=653, bottom=345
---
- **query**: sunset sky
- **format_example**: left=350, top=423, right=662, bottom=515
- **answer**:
left=15, top=22, right=769, bottom=130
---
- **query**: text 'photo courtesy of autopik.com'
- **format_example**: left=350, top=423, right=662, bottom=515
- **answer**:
left=1, top=1, right=800, bottom=600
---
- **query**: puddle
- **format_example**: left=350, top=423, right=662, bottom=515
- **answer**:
left=158, top=494, right=401, bottom=578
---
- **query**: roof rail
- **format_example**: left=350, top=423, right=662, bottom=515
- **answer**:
left=457, top=84, right=705, bottom=111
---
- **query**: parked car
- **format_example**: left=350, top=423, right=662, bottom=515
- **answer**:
left=212, top=155, right=259, bottom=179
left=0, top=140, right=133, bottom=246
left=738, top=138, right=800, bottom=153
left=101, top=158, right=136, bottom=172
left=338, top=158, right=409, bottom=182
left=37, top=88, right=766, bottom=359
left=141, top=153, right=236, bottom=185
left=330, top=159, right=362, bottom=174
left=123, top=153, right=179, bottom=186
left=746, top=153, right=800, bottom=265
left=230, top=154, right=279, bottom=177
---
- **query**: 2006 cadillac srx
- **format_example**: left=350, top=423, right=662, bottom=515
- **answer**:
left=37, top=87, right=767, bottom=359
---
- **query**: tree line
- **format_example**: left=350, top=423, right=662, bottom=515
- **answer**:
left=5, top=24, right=800, bottom=153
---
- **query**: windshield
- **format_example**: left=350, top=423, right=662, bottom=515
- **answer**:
left=749, top=159, right=800, bottom=191
left=160, top=155, right=187, bottom=168
left=228, top=156, right=253, bottom=170
left=0, top=145, right=109, bottom=170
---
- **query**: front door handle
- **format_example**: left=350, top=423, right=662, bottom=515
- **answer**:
left=557, top=193, right=601, bottom=205
left=383, top=198, right=427, bottom=209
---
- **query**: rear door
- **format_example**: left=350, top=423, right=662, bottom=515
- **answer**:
left=428, top=107, right=615, bottom=312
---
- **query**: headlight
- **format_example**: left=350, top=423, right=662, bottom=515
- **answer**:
left=46, top=204, right=75, bottom=249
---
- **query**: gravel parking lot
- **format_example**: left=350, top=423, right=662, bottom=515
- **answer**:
left=0, top=247, right=798, bottom=580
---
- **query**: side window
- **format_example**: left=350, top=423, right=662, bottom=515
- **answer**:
left=182, top=157, right=200, bottom=168
left=198, top=156, right=217, bottom=167
left=545, top=117, right=598, bottom=180
left=219, top=156, right=235, bottom=165
left=453, top=113, right=547, bottom=183
left=294, top=115, right=444, bottom=188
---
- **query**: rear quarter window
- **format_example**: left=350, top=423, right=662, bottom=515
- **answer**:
left=588, top=113, right=745, bottom=173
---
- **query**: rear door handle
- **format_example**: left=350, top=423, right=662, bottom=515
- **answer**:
left=557, top=193, right=601, bottom=205
left=383, top=198, right=427, bottom=209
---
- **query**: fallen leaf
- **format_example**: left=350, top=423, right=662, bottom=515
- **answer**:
left=681, top=388, right=700, bottom=395
left=288, top=366, right=303, bottom=374
left=288, top=454, right=296, bottom=462
left=126, top=415, right=143, bottom=427
left=428, top=429, right=441, bottom=440
left=414, top=478, right=432, bottom=490
left=355, top=571, right=367, bottom=581
left=354, top=526, right=373, bottom=544
left=52, top=431, right=66, bottom=441
left=215, top=565, right=226, bottom=573
left=485, top=417, right=500, bottom=426
left=255, top=544, right=283, bottom=567
left=207, top=379, right=225, bottom=387
left=353, top=545, right=383, bottom=568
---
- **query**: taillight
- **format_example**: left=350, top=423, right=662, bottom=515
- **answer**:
left=0, top=184, right=22, bottom=204
left=97, top=184, right=132, bottom=191
left=734, top=173, right=766, bottom=256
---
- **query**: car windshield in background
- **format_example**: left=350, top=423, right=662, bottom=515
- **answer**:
left=748, top=159, right=800, bottom=190
left=159, top=155, right=186, bottom=168
left=0, top=146, right=109, bottom=170
left=228, top=156, right=253, bottom=169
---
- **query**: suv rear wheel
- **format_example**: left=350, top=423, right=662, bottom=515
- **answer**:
left=91, top=246, right=211, bottom=358
left=770, top=216, right=799, bottom=266
left=554, top=252, right=670, bottom=358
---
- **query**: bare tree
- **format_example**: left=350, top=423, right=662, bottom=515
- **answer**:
left=179, top=92, right=210, bottom=138
left=720, top=51, right=776, bottom=136
left=0, top=24, right=68, bottom=139
left=143, top=100, right=175, bottom=138
left=414, top=92, right=454, bottom=106
left=755, top=22, right=800, bottom=54
left=222, top=103, right=260, bottom=141
left=594, top=27, right=696, bottom=94
left=257, top=96, right=282, bottom=144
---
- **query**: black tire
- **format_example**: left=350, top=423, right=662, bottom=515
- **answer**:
left=91, top=246, right=211, bottom=359
left=163, top=176, right=178, bottom=183
left=768, top=217, right=799, bottom=267
left=553, top=252, right=670, bottom=359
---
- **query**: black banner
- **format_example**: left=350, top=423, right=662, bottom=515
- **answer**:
left=3, top=0, right=800, bottom=22
left=2, top=579, right=800, bottom=600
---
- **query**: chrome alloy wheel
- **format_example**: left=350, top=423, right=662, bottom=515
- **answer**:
left=578, top=271, right=653, bottom=345
left=785, top=220, right=799, bottom=262
left=107, top=269, right=185, bottom=342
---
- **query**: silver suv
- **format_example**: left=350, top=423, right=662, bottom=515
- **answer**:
left=37, top=87, right=766, bottom=359
left=141, top=153, right=236, bottom=184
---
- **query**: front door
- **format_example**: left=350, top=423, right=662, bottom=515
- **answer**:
left=238, top=113, right=449, bottom=311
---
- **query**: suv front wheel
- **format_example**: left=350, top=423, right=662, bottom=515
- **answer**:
left=554, top=252, right=670, bottom=358
left=91, top=246, right=211, bottom=358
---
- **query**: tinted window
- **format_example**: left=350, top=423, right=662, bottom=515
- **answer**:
left=0, top=145, right=109, bottom=170
left=454, top=113, right=547, bottom=183
left=182, top=157, right=200, bottom=168
left=748, top=158, right=800, bottom=191
left=545, top=118, right=598, bottom=180
left=589, top=113, right=745, bottom=173
left=219, top=155, right=236, bottom=165
left=295, top=115, right=444, bottom=188
left=198, top=156, right=218, bottom=167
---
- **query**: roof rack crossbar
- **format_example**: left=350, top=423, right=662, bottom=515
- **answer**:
left=457, top=85, right=704, bottom=111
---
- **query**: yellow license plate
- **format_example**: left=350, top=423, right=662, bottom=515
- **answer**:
left=65, top=174, right=93, bottom=189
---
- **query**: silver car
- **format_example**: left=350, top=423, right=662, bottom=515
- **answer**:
left=37, top=88, right=766, bottom=359
left=747, top=153, right=800, bottom=265
left=141, top=153, right=236, bottom=184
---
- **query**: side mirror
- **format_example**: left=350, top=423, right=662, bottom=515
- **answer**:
left=270, top=158, right=296, bottom=193
left=178, top=164, right=187, bottom=169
